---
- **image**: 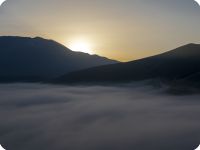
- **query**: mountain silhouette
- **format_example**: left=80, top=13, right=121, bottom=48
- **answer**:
left=56, top=43, right=200, bottom=88
left=0, top=36, right=117, bottom=82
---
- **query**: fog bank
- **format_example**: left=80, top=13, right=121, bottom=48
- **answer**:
left=0, top=83, right=200, bottom=150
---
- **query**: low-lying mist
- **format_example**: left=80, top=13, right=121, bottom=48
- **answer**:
left=0, top=83, right=200, bottom=150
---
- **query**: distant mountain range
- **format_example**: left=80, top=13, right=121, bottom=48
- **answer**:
left=0, top=36, right=117, bottom=82
left=56, top=43, right=200, bottom=89
left=1, top=36, right=200, bottom=90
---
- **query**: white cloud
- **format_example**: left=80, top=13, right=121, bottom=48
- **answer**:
left=0, top=83, right=200, bottom=150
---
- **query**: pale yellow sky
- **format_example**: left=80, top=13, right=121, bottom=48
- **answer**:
left=0, top=0, right=200, bottom=61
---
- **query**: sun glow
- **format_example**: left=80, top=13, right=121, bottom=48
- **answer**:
left=68, top=38, right=93, bottom=54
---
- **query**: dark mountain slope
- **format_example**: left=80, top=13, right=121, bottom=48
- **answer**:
left=56, top=43, right=200, bottom=86
left=0, top=36, right=117, bottom=82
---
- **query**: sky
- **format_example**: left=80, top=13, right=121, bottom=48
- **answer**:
left=0, top=0, right=200, bottom=61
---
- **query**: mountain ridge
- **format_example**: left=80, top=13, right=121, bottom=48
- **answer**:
left=0, top=36, right=118, bottom=82
left=55, top=43, right=200, bottom=88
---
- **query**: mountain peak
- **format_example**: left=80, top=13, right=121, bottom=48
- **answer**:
left=33, top=36, right=45, bottom=40
left=56, top=43, right=200, bottom=86
left=0, top=36, right=117, bottom=82
left=161, top=43, right=200, bottom=57
left=178, top=43, right=200, bottom=49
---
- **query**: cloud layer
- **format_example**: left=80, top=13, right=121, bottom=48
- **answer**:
left=0, top=83, right=200, bottom=150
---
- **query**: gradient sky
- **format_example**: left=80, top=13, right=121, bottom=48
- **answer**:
left=0, top=0, right=200, bottom=61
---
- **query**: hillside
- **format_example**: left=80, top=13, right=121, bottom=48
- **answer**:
left=0, top=36, right=117, bottom=82
left=56, top=43, right=200, bottom=88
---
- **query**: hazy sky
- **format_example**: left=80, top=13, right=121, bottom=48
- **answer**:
left=0, top=0, right=200, bottom=61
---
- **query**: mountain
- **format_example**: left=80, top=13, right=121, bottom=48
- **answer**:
left=56, top=43, right=200, bottom=88
left=0, top=36, right=117, bottom=82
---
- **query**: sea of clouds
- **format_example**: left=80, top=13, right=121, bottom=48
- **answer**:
left=0, top=83, right=200, bottom=150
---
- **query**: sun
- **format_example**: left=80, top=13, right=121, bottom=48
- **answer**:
left=68, top=39, right=93, bottom=54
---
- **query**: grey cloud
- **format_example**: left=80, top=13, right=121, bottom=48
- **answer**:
left=0, top=83, right=200, bottom=150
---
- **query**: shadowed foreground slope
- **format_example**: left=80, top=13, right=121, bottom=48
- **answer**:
left=56, top=44, right=200, bottom=88
left=0, top=36, right=117, bottom=82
